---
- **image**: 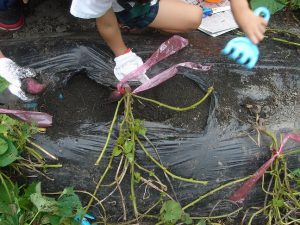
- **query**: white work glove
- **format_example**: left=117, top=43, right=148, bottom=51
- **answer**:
left=114, top=50, right=149, bottom=83
left=0, top=58, right=37, bottom=101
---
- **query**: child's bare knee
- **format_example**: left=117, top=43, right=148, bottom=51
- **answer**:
left=185, top=7, right=202, bottom=32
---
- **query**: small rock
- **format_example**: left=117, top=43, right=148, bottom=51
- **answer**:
left=262, top=105, right=271, bottom=114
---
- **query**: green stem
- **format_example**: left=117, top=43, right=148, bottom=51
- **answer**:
left=132, top=86, right=213, bottom=112
left=24, top=146, right=44, bottom=162
left=248, top=205, right=270, bottom=225
left=28, top=210, right=40, bottom=225
left=238, top=28, right=300, bottom=47
left=183, top=176, right=250, bottom=210
left=76, top=190, right=107, bottom=222
left=191, top=207, right=243, bottom=220
left=95, top=97, right=124, bottom=165
left=259, top=129, right=278, bottom=150
left=283, top=148, right=300, bottom=156
left=27, top=139, right=58, bottom=160
left=85, top=155, right=114, bottom=213
left=134, top=162, right=167, bottom=192
left=144, top=134, right=178, bottom=201
left=130, top=162, right=139, bottom=218
left=266, top=28, right=300, bottom=38
left=111, top=200, right=162, bottom=225
left=136, top=137, right=207, bottom=185
left=270, top=37, right=300, bottom=47
left=0, top=173, right=12, bottom=203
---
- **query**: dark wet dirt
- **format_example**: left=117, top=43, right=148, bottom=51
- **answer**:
left=37, top=73, right=117, bottom=139
left=0, top=0, right=300, bottom=224
left=37, top=71, right=210, bottom=140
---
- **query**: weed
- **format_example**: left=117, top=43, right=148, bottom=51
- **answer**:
left=0, top=77, right=9, bottom=92
left=0, top=114, right=60, bottom=173
left=251, top=0, right=300, bottom=14
left=82, top=88, right=253, bottom=225
left=0, top=173, right=84, bottom=225
left=245, top=131, right=300, bottom=225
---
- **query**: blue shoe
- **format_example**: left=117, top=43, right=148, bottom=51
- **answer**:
left=0, top=0, right=24, bottom=31
left=74, top=214, right=95, bottom=225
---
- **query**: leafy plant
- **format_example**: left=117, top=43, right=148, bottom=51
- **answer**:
left=0, top=114, right=59, bottom=170
left=82, top=87, right=253, bottom=224
left=160, top=200, right=192, bottom=225
left=0, top=114, right=38, bottom=166
left=0, top=173, right=83, bottom=225
left=245, top=131, right=300, bottom=225
left=0, top=76, right=9, bottom=93
left=84, top=88, right=214, bottom=222
left=251, top=0, right=300, bottom=14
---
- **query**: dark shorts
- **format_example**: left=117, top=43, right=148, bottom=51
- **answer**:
left=116, top=2, right=159, bottom=29
left=0, top=0, right=18, bottom=10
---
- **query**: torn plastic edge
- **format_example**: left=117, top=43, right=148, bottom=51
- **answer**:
left=133, top=62, right=211, bottom=94
left=0, top=108, right=53, bottom=128
left=116, top=35, right=189, bottom=92
left=116, top=35, right=211, bottom=95
left=229, top=133, right=300, bottom=203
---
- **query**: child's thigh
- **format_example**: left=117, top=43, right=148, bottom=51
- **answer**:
left=149, top=0, right=203, bottom=32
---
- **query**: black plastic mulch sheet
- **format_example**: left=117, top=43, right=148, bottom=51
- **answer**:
left=0, top=32, right=299, bottom=221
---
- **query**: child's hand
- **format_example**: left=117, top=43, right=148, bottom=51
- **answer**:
left=0, top=58, right=44, bottom=101
left=114, top=50, right=149, bottom=83
left=236, top=9, right=268, bottom=45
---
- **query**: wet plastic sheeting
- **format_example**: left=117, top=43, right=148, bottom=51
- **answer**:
left=0, top=33, right=299, bottom=218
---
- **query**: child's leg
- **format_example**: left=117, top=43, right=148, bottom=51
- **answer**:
left=149, top=0, right=202, bottom=33
left=0, top=51, right=5, bottom=58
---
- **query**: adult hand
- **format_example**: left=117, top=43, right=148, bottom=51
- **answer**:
left=236, top=9, right=268, bottom=45
left=114, top=50, right=149, bottom=83
left=0, top=58, right=44, bottom=101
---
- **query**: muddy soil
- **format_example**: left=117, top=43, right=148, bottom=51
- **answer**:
left=37, top=72, right=210, bottom=140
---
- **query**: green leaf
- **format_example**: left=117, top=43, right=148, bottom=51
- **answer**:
left=134, top=119, right=147, bottom=135
left=181, top=213, right=193, bottom=224
left=124, top=140, right=134, bottom=154
left=126, top=153, right=134, bottom=163
left=196, top=219, right=207, bottom=225
left=112, top=146, right=122, bottom=157
left=134, top=172, right=141, bottom=183
left=0, top=137, right=19, bottom=167
left=250, top=0, right=286, bottom=14
left=0, top=215, right=19, bottom=225
left=149, top=171, right=155, bottom=177
left=30, top=193, right=58, bottom=213
left=0, top=125, right=9, bottom=135
left=0, top=77, right=9, bottom=93
left=116, top=136, right=125, bottom=146
left=137, top=127, right=147, bottom=136
left=0, top=137, right=8, bottom=155
left=0, top=115, right=18, bottom=127
left=18, top=182, right=38, bottom=210
left=160, top=200, right=182, bottom=225
left=272, top=198, right=284, bottom=208
left=0, top=202, right=18, bottom=215
left=291, top=168, right=300, bottom=177
left=57, top=188, right=82, bottom=217
left=35, top=182, right=42, bottom=194
left=291, top=0, right=300, bottom=8
left=48, top=215, right=61, bottom=225
left=0, top=178, right=19, bottom=216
